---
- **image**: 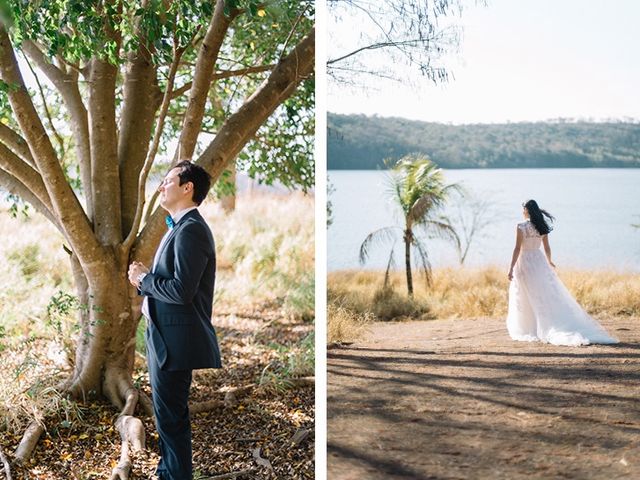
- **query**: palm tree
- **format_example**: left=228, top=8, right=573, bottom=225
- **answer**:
left=359, top=155, right=460, bottom=296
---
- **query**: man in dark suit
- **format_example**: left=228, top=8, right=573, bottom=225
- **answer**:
left=128, top=160, right=221, bottom=480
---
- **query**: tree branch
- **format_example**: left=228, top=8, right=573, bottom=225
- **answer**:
left=132, top=27, right=315, bottom=264
left=0, top=26, right=99, bottom=264
left=88, top=55, right=122, bottom=245
left=22, top=40, right=94, bottom=220
left=122, top=44, right=185, bottom=251
left=0, top=123, right=35, bottom=167
left=21, top=40, right=67, bottom=83
left=169, top=64, right=277, bottom=99
left=0, top=165, right=61, bottom=229
left=21, top=50, right=66, bottom=160
left=198, top=27, right=315, bottom=181
left=177, top=0, right=240, bottom=161
left=328, top=39, right=424, bottom=65
left=279, top=4, right=311, bottom=61
left=0, top=141, right=52, bottom=210
left=118, top=18, right=162, bottom=239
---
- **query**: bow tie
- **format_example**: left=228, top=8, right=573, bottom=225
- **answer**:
left=165, top=215, right=175, bottom=229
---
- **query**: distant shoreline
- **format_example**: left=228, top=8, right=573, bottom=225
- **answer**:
left=328, top=113, right=640, bottom=170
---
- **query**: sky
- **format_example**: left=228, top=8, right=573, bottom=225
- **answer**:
left=327, top=0, right=640, bottom=124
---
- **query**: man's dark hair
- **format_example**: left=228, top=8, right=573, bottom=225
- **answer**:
left=174, top=160, right=212, bottom=205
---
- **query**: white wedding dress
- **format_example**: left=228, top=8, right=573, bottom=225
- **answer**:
left=506, top=221, right=618, bottom=346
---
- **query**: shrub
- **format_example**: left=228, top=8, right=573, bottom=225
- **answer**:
left=327, top=304, right=372, bottom=343
left=371, top=285, right=432, bottom=321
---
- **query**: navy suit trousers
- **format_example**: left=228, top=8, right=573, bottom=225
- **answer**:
left=148, top=340, right=193, bottom=480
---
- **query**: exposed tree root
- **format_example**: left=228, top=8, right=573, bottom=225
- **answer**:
left=203, top=468, right=256, bottom=479
left=13, top=420, right=44, bottom=465
left=190, top=384, right=255, bottom=414
left=13, top=372, right=147, bottom=480
left=190, top=399, right=225, bottom=414
left=138, top=390, right=155, bottom=419
left=290, top=427, right=310, bottom=446
left=289, top=376, right=314, bottom=388
left=189, top=379, right=313, bottom=415
left=11, top=374, right=312, bottom=478
left=0, top=446, right=12, bottom=480
left=109, top=376, right=146, bottom=480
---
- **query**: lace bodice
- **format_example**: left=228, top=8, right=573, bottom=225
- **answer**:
left=518, top=221, right=542, bottom=250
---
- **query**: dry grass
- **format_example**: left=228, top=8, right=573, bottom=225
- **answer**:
left=0, top=338, right=78, bottom=435
left=328, top=266, right=640, bottom=340
left=327, top=304, right=372, bottom=344
left=201, top=192, right=315, bottom=320
left=0, top=211, right=73, bottom=338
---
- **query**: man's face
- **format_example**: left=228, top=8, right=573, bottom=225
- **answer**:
left=159, top=168, right=191, bottom=212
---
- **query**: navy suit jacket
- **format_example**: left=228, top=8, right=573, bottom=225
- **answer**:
left=140, top=209, right=222, bottom=371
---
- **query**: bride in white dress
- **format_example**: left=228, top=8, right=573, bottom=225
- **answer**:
left=506, top=199, right=618, bottom=346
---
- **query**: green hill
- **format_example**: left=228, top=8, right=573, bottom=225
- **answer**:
left=328, top=113, right=640, bottom=169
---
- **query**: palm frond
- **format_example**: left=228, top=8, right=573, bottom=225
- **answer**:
left=390, top=155, right=460, bottom=224
left=408, top=193, right=439, bottom=223
left=411, top=236, right=433, bottom=287
left=385, top=169, right=409, bottom=216
left=359, top=226, right=402, bottom=265
left=442, top=182, right=464, bottom=197
left=420, top=218, right=461, bottom=251
left=383, top=242, right=397, bottom=289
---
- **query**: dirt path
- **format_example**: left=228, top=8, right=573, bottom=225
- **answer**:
left=327, top=317, right=640, bottom=480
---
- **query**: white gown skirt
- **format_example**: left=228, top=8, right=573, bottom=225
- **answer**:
left=506, top=249, right=618, bottom=346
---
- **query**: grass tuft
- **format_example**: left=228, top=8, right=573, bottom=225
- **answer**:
left=259, top=332, right=315, bottom=392
left=327, top=304, right=372, bottom=344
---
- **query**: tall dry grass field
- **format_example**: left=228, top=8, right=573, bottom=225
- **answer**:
left=201, top=192, right=314, bottom=319
left=0, top=207, right=74, bottom=338
left=328, top=267, right=640, bottom=342
left=0, top=192, right=314, bottom=337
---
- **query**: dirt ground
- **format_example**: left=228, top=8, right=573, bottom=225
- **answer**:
left=328, top=316, right=640, bottom=480
left=1, top=308, right=314, bottom=479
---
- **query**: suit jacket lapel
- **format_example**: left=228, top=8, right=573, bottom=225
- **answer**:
left=154, top=209, right=201, bottom=270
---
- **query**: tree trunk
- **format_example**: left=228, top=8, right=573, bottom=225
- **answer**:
left=16, top=250, right=146, bottom=477
left=404, top=229, right=413, bottom=297
left=66, top=251, right=140, bottom=403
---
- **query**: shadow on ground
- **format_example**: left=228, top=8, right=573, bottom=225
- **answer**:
left=328, top=317, right=640, bottom=480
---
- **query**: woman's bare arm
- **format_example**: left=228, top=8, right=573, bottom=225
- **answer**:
left=508, top=226, right=523, bottom=281
left=542, top=234, right=556, bottom=268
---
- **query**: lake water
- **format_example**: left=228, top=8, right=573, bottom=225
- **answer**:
left=328, top=169, right=640, bottom=272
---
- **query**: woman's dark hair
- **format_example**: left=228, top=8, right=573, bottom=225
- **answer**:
left=174, top=160, right=212, bottom=205
left=523, top=199, right=554, bottom=235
